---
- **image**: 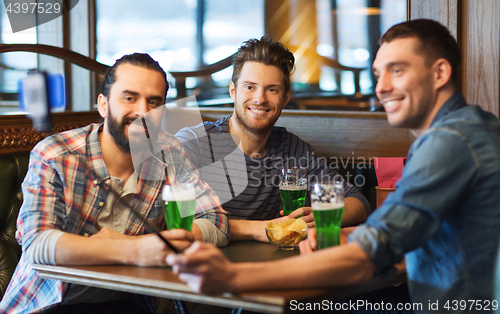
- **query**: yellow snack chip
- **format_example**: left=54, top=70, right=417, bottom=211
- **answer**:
left=291, top=232, right=303, bottom=244
left=266, top=218, right=308, bottom=247
left=272, top=224, right=283, bottom=241
left=280, top=218, right=295, bottom=228
left=289, top=218, right=307, bottom=232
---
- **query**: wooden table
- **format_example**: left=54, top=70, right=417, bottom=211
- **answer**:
left=34, top=229, right=406, bottom=314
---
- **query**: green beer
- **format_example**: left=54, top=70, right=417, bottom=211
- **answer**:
left=312, top=202, right=344, bottom=249
left=280, top=167, right=307, bottom=216
left=280, top=186, right=307, bottom=216
left=162, top=184, right=196, bottom=231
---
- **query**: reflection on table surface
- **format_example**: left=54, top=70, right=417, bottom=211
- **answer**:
left=222, top=226, right=356, bottom=263
left=221, top=239, right=298, bottom=263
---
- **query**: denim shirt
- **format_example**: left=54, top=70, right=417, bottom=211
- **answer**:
left=350, top=93, right=500, bottom=312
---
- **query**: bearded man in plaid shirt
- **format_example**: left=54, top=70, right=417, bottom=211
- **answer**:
left=0, top=53, right=229, bottom=314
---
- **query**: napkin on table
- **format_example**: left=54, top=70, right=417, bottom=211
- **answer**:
left=374, top=157, right=406, bottom=188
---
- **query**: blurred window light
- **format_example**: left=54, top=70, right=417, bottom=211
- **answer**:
left=95, top=0, right=405, bottom=103
left=96, top=0, right=263, bottom=100
left=317, top=0, right=406, bottom=95
left=354, top=48, right=370, bottom=62
left=317, top=44, right=334, bottom=57
left=0, top=4, right=37, bottom=100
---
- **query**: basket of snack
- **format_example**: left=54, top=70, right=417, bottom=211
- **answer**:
left=265, top=218, right=308, bottom=250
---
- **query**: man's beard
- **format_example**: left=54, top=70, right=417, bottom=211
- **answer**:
left=107, top=105, right=136, bottom=153
left=233, top=104, right=279, bottom=135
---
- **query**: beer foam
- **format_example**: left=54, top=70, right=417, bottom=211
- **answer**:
left=311, top=202, right=344, bottom=211
left=279, top=184, right=307, bottom=190
left=162, top=186, right=195, bottom=201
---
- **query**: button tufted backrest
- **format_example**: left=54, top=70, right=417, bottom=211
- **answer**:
left=0, top=152, right=29, bottom=300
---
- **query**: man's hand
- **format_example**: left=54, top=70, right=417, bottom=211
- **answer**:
left=280, top=206, right=315, bottom=228
left=90, top=227, right=194, bottom=252
left=281, top=197, right=369, bottom=228
left=229, top=216, right=291, bottom=242
left=166, top=241, right=238, bottom=295
left=298, top=227, right=317, bottom=254
left=131, top=229, right=195, bottom=266
left=159, top=229, right=196, bottom=252
left=169, top=239, right=376, bottom=295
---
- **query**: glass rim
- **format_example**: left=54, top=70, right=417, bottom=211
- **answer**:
left=163, top=182, right=194, bottom=188
left=313, top=180, right=343, bottom=187
left=280, top=167, right=307, bottom=176
left=162, top=182, right=195, bottom=200
left=280, top=166, right=306, bottom=170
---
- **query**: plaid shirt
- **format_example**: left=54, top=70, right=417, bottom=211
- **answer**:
left=0, top=123, right=228, bottom=314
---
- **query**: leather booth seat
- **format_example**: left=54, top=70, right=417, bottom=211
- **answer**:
left=0, top=152, right=29, bottom=299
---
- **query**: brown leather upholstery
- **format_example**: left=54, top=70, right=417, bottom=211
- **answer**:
left=0, top=152, right=29, bottom=299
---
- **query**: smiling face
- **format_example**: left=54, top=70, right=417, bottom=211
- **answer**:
left=98, top=63, right=166, bottom=152
left=230, top=61, right=290, bottom=135
left=373, top=37, right=438, bottom=131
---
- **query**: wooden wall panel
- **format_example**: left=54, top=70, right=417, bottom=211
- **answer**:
left=276, top=113, right=410, bottom=160
left=199, top=108, right=410, bottom=161
left=410, top=0, right=500, bottom=117
left=438, top=0, right=460, bottom=40
left=410, top=0, right=440, bottom=21
left=409, top=0, right=459, bottom=42
left=462, top=0, right=500, bottom=117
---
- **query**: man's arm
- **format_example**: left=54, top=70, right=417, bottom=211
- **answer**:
left=167, top=241, right=375, bottom=295
left=189, top=177, right=230, bottom=246
left=18, top=147, right=193, bottom=267
left=16, top=118, right=217, bottom=267
left=229, top=197, right=366, bottom=242
left=55, top=228, right=192, bottom=266
left=342, top=197, right=367, bottom=225
left=228, top=216, right=289, bottom=242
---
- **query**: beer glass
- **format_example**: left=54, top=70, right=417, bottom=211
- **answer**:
left=279, top=167, right=307, bottom=216
left=311, top=181, right=344, bottom=249
left=162, top=183, right=196, bottom=231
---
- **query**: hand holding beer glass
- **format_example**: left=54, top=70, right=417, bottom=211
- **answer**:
left=279, top=167, right=307, bottom=216
left=311, top=181, right=344, bottom=249
left=162, top=183, right=196, bottom=231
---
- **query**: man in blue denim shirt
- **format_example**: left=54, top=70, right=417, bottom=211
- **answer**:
left=167, top=19, right=500, bottom=312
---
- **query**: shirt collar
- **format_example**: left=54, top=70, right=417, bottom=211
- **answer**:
left=123, top=171, right=139, bottom=195
left=430, top=92, right=467, bottom=128
left=86, top=123, right=110, bottom=184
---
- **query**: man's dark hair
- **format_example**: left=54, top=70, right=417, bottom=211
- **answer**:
left=381, top=19, right=461, bottom=88
left=231, top=36, right=295, bottom=92
left=101, top=53, right=169, bottom=101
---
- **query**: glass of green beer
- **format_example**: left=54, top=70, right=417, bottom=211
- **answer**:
left=162, top=183, right=196, bottom=231
left=311, top=180, right=344, bottom=249
left=279, top=167, right=307, bottom=216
